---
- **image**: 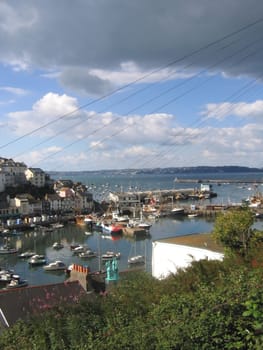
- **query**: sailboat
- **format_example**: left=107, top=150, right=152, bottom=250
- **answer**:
left=128, top=239, right=146, bottom=266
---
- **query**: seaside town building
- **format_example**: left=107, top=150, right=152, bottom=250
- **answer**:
left=0, top=158, right=27, bottom=190
left=0, top=158, right=94, bottom=222
left=25, top=167, right=46, bottom=188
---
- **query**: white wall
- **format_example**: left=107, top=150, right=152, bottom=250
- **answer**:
left=152, top=241, right=224, bottom=280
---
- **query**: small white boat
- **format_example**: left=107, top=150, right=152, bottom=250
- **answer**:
left=0, top=270, right=14, bottom=285
left=188, top=213, right=199, bottom=218
left=18, top=251, right=36, bottom=259
left=28, top=254, right=46, bottom=266
left=101, top=251, right=121, bottom=261
left=128, top=255, right=145, bottom=265
left=0, top=245, right=17, bottom=254
left=79, top=250, right=97, bottom=258
left=43, top=260, right=67, bottom=271
left=84, top=231, right=93, bottom=236
left=171, top=207, right=185, bottom=215
left=137, top=221, right=152, bottom=229
left=52, top=242, right=64, bottom=249
left=101, top=235, right=113, bottom=240
left=51, top=223, right=64, bottom=229
left=72, top=245, right=88, bottom=254
left=6, top=275, right=28, bottom=289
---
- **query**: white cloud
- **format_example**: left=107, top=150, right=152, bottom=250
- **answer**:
left=7, top=92, right=82, bottom=136
left=6, top=90, right=263, bottom=170
left=202, top=100, right=263, bottom=120
left=0, top=86, right=29, bottom=96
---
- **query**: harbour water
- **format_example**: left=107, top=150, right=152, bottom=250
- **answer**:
left=1, top=171, right=263, bottom=287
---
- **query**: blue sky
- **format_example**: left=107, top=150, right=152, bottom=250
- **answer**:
left=0, top=1, right=263, bottom=171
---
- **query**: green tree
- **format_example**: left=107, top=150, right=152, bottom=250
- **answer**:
left=213, top=208, right=255, bottom=260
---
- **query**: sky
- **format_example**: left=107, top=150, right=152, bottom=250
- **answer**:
left=0, top=0, right=263, bottom=171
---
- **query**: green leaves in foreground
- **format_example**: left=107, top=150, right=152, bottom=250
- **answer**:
left=1, top=260, right=263, bottom=349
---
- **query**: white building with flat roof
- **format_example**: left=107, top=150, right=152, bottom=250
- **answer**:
left=152, top=240, right=224, bottom=280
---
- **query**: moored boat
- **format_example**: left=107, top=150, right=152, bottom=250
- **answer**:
left=101, top=222, right=123, bottom=235
left=18, top=251, right=36, bottom=259
left=28, top=254, right=46, bottom=266
left=52, top=242, right=64, bottom=249
left=188, top=213, right=199, bottom=218
left=101, top=251, right=121, bottom=261
left=6, top=275, right=28, bottom=289
left=72, top=245, right=89, bottom=254
left=170, top=207, right=185, bottom=215
left=0, top=245, right=17, bottom=254
left=79, top=250, right=97, bottom=258
left=128, top=255, right=145, bottom=265
left=43, top=260, right=67, bottom=271
left=0, top=270, right=14, bottom=285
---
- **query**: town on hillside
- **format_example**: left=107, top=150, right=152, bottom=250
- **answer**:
left=0, top=157, right=97, bottom=229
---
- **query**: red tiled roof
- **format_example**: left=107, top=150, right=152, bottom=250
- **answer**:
left=0, top=281, right=87, bottom=327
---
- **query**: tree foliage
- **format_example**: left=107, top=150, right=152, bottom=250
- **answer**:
left=1, top=260, right=263, bottom=349
left=1, top=208, right=263, bottom=349
left=212, top=208, right=255, bottom=260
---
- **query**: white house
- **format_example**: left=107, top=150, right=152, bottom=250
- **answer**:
left=25, top=168, right=46, bottom=188
left=152, top=240, right=224, bottom=280
left=108, top=191, right=141, bottom=210
left=0, top=159, right=27, bottom=188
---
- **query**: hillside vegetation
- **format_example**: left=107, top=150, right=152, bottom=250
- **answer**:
left=1, top=259, right=263, bottom=349
left=1, top=208, right=263, bottom=349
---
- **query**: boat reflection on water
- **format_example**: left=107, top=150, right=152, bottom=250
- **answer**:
left=0, top=215, right=216, bottom=287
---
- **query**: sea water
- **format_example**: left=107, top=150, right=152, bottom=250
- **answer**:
left=1, top=171, right=263, bottom=286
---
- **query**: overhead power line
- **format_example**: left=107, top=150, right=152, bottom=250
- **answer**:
left=2, top=15, right=263, bottom=155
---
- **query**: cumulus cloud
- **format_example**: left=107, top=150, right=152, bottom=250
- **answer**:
left=1, top=1, right=263, bottom=169
left=202, top=100, right=263, bottom=120
left=7, top=92, right=82, bottom=136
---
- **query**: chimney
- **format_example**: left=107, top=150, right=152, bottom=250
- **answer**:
left=68, top=264, right=90, bottom=291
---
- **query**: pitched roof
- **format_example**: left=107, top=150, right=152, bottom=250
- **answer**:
left=0, top=281, right=87, bottom=328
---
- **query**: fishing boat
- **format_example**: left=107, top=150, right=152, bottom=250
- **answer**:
left=43, top=260, right=67, bottom=271
left=101, top=222, right=123, bottom=235
left=112, top=211, right=130, bottom=222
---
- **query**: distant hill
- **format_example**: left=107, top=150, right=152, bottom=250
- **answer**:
left=48, top=166, right=263, bottom=177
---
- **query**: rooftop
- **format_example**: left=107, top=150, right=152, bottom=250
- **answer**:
left=163, top=233, right=224, bottom=253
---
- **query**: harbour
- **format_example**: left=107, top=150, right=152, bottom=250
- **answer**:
left=0, top=171, right=262, bottom=289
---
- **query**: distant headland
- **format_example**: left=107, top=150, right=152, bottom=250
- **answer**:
left=48, top=165, right=263, bottom=177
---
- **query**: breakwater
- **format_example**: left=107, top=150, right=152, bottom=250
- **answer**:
left=175, top=178, right=263, bottom=184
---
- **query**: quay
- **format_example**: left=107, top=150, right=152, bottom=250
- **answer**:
left=174, top=178, right=263, bottom=184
